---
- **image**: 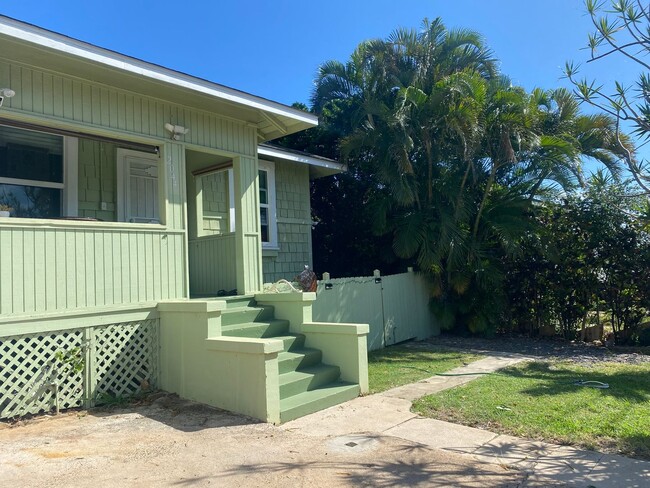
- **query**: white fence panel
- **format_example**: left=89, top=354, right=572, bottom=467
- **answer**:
left=313, top=276, right=384, bottom=350
left=313, top=270, right=438, bottom=351
left=382, top=272, right=436, bottom=345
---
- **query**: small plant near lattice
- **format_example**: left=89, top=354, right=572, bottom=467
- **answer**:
left=1, top=319, right=159, bottom=420
left=54, top=347, right=85, bottom=374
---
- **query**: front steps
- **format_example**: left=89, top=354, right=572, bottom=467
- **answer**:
left=221, top=296, right=359, bottom=422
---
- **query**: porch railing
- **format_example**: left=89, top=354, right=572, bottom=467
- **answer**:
left=0, top=219, right=186, bottom=317
left=188, top=232, right=237, bottom=296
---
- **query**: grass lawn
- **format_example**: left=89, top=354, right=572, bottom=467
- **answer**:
left=412, top=361, right=650, bottom=459
left=367, top=345, right=483, bottom=394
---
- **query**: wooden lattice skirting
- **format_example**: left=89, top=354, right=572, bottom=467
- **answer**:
left=0, top=319, right=159, bottom=419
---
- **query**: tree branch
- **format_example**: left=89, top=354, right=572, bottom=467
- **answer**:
left=589, top=8, right=650, bottom=70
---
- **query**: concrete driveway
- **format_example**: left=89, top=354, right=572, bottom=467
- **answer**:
left=1, top=393, right=528, bottom=488
left=3, top=352, right=648, bottom=487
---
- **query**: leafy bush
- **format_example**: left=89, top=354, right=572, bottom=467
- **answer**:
left=504, top=177, right=650, bottom=343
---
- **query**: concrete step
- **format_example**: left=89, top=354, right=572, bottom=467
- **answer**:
left=280, top=382, right=360, bottom=423
left=221, top=319, right=290, bottom=338
left=273, top=334, right=306, bottom=351
left=222, top=295, right=256, bottom=309
left=278, top=348, right=322, bottom=373
left=220, top=305, right=275, bottom=326
left=279, top=364, right=341, bottom=399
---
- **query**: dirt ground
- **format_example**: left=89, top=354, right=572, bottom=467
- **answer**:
left=0, top=393, right=532, bottom=488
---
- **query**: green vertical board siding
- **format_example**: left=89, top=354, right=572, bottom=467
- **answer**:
left=0, top=57, right=267, bottom=305
left=233, top=155, right=262, bottom=294
left=77, top=139, right=117, bottom=221
left=162, top=142, right=186, bottom=231
left=0, top=223, right=185, bottom=316
left=0, top=59, right=257, bottom=157
left=188, top=234, right=237, bottom=296
left=262, top=161, right=313, bottom=283
left=201, top=171, right=230, bottom=234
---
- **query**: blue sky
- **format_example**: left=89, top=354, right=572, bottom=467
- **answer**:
left=1, top=1, right=642, bottom=162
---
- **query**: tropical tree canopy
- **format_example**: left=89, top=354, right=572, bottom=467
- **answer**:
left=276, top=17, right=635, bottom=335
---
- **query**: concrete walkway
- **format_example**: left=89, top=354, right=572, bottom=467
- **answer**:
left=282, top=352, right=650, bottom=488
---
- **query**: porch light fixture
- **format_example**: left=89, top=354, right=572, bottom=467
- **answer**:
left=0, top=88, right=15, bottom=108
left=164, top=122, right=189, bottom=141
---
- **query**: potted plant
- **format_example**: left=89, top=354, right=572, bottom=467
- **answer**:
left=0, top=204, right=13, bottom=218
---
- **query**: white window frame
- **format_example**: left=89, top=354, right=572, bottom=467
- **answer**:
left=116, top=148, right=161, bottom=224
left=194, top=160, right=277, bottom=248
left=195, top=167, right=235, bottom=236
left=258, top=160, right=278, bottom=249
left=0, top=125, right=77, bottom=217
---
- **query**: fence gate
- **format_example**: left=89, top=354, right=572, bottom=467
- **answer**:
left=313, top=270, right=438, bottom=351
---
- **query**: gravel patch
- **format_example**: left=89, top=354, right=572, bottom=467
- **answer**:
left=421, top=334, right=650, bottom=366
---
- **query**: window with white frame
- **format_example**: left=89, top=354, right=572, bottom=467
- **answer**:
left=258, top=160, right=277, bottom=248
left=196, top=167, right=235, bottom=236
left=194, top=160, right=277, bottom=247
left=0, top=124, right=65, bottom=218
left=117, top=148, right=161, bottom=224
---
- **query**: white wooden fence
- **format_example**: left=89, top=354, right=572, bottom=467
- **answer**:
left=313, top=269, right=439, bottom=351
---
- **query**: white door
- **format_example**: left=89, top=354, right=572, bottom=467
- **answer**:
left=117, top=149, right=160, bottom=223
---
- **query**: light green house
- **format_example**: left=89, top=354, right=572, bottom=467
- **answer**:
left=0, top=16, right=368, bottom=423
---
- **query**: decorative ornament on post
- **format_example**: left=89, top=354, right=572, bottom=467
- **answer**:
left=296, top=265, right=318, bottom=292
left=262, top=265, right=318, bottom=294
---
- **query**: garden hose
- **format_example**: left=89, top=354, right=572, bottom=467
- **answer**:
left=399, top=366, right=496, bottom=376
left=573, top=380, right=610, bottom=389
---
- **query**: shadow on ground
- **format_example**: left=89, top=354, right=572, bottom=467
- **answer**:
left=506, top=361, right=650, bottom=403
left=88, top=391, right=260, bottom=433
left=177, top=441, right=525, bottom=488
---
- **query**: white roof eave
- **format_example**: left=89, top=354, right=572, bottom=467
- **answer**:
left=0, top=16, right=318, bottom=127
left=258, top=145, right=345, bottom=172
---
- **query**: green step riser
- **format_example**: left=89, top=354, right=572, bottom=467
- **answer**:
left=279, top=367, right=341, bottom=399
left=279, top=385, right=360, bottom=423
left=278, top=351, right=322, bottom=374
left=221, top=320, right=290, bottom=338
left=220, top=307, right=274, bottom=326
left=279, top=335, right=305, bottom=351
left=222, top=296, right=257, bottom=309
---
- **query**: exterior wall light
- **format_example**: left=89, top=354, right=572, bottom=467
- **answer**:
left=164, top=123, right=189, bottom=141
left=0, top=88, right=15, bottom=108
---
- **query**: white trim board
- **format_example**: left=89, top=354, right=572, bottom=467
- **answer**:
left=257, top=145, right=345, bottom=172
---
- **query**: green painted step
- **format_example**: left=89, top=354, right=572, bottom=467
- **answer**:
left=220, top=306, right=275, bottom=326
left=221, top=319, right=290, bottom=338
left=280, top=382, right=360, bottom=423
left=279, top=364, right=341, bottom=399
left=222, top=295, right=256, bottom=309
left=273, top=334, right=306, bottom=351
left=278, top=348, right=322, bottom=373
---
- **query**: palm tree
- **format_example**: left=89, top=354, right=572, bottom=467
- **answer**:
left=311, top=17, right=634, bottom=333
